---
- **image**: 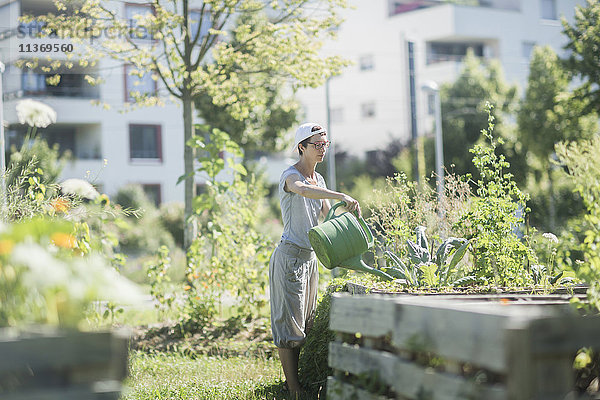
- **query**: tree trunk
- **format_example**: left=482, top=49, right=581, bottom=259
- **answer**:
left=183, top=91, right=197, bottom=251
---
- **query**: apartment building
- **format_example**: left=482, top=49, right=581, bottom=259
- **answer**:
left=1, top=0, right=588, bottom=197
left=0, top=0, right=212, bottom=205
left=297, top=0, right=586, bottom=157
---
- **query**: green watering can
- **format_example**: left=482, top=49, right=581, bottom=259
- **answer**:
left=308, top=202, right=393, bottom=281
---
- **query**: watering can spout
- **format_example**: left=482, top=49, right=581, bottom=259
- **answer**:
left=342, top=254, right=394, bottom=281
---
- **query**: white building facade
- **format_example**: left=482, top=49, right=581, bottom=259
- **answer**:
left=297, top=0, right=586, bottom=157
left=0, top=0, right=208, bottom=205
left=1, top=0, right=588, bottom=199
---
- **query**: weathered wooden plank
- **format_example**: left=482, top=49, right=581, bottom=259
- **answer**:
left=392, top=301, right=510, bottom=373
left=326, top=376, right=393, bottom=400
left=528, top=315, right=600, bottom=354
left=330, top=294, right=396, bottom=338
left=1, top=381, right=122, bottom=400
left=505, top=322, right=535, bottom=400
left=393, top=356, right=507, bottom=400
left=0, top=331, right=114, bottom=373
left=329, top=342, right=398, bottom=391
left=0, top=330, right=129, bottom=393
left=329, top=341, right=507, bottom=400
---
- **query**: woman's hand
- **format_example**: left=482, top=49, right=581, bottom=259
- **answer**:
left=341, top=194, right=361, bottom=218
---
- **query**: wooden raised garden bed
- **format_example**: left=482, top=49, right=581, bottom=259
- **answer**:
left=327, top=291, right=600, bottom=400
left=0, top=328, right=130, bottom=400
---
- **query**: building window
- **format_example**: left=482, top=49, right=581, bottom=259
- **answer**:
left=522, top=41, right=536, bottom=59
left=124, top=65, right=157, bottom=102
left=361, top=102, right=376, bottom=119
left=142, top=184, right=161, bottom=206
left=126, top=3, right=154, bottom=40
left=129, top=124, right=162, bottom=160
left=427, top=42, right=484, bottom=65
left=190, top=9, right=211, bottom=42
left=359, top=55, right=374, bottom=71
left=22, top=70, right=46, bottom=93
left=541, top=0, right=557, bottom=20
left=330, top=107, right=344, bottom=124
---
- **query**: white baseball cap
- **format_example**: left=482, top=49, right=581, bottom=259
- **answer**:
left=293, top=122, right=326, bottom=152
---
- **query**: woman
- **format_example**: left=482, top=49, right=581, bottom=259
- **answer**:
left=269, top=122, right=361, bottom=396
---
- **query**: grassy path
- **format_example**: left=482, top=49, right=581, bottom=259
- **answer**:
left=121, top=351, right=289, bottom=400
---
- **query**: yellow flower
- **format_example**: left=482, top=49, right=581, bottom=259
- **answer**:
left=51, top=233, right=76, bottom=249
left=51, top=197, right=70, bottom=213
left=184, top=285, right=192, bottom=291
left=0, top=239, right=14, bottom=255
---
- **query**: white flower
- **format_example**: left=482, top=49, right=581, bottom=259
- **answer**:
left=12, top=243, right=70, bottom=289
left=76, top=255, right=144, bottom=305
left=60, top=178, right=99, bottom=200
left=16, top=99, right=57, bottom=128
left=542, top=232, right=559, bottom=244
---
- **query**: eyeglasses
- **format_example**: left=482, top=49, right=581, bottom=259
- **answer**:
left=306, top=141, right=330, bottom=150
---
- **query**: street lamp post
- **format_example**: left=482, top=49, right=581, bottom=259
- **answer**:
left=422, top=81, right=444, bottom=201
left=325, top=77, right=336, bottom=191
left=0, top=61, right=6, bottom=213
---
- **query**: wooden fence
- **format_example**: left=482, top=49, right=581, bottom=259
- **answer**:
left=0, top=328, right=130, bottom=400
left=327, top=293, right=600, bottom=400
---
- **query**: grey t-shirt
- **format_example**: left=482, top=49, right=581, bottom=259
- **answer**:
left=279, top=165, right=327, bottom=250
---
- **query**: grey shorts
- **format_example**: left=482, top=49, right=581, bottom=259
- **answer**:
left=269, top=240, right=319, bottom=349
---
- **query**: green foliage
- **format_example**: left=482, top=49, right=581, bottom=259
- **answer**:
left=145, top=245, right=175, bottom=318
left=562, top=0, right=600, bottom=115
left=456, top=103, right=536, bottom=286
left=112, top=184, right=175, bottom=253
left=176, top=128, right=272, bottom=330
left=368, top=172, right=473, bottom=261
left=518, top=46, right=597, bottom=163
left=517, top=45, right=597, bottom=232
left=194, top=12, right=300, bottom=155
left=555, top=137, right=600, bottom=282
left=6, top=138, right=68, bottom=198
left=298, top=281, right=347, bottom=392
left=159, top=202, right=184, bottom=248
left=35, top=0, right=351, bottom=248
left=123, top=351, right=283, bottom=400
left=383, top=226, right=472, bottom=287
left=441, top=49, right=518, bottom=181
left=113, top=184, right=154, bottom=211
left=184, top=175, right=273, bottom=324
left=0, top=217, right=142, bottom=329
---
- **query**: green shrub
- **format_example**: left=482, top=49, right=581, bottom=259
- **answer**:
left=113, top=184, right=154, bottom=210
left=159, top=202, right=184, bottom=248
left=298, top=281, right=346, bottom=392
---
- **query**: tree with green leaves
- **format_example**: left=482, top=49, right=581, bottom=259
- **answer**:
left=35, top=0, right=348, bottom=249
left=517, top=45, right=597, bottom=230
left=562, top=0, right=600, bottom=115
left=440, top=49, right=518, bottom=181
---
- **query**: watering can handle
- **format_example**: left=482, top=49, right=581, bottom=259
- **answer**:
left=324, top=201, right=347, bottom=222
left=325, top=201, right=374, bottom=248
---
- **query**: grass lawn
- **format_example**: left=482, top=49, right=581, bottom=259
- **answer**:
left=118, top=314, right=325, bottom=399
left=121, top=351, right=288, bottom=400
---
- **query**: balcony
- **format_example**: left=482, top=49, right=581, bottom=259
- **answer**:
left=5, top=123, right=102, bottom=161
left=426, top=41, right=485, bottom=65
left=4, top=68, right=100, bottom=100
left=388, top=0, right=521, bottom=17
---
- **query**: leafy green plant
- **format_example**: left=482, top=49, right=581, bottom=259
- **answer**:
left=454, top=103, right=536, bottom=286
left=145, top=245, right=175, bottom=318
left=368, top=171, right=473, bottom=264
left=0, top=217, right=142, bottom=330
left=174, top=127, right=272, bottom=332
left=382, top=226, right=473, bottom=287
